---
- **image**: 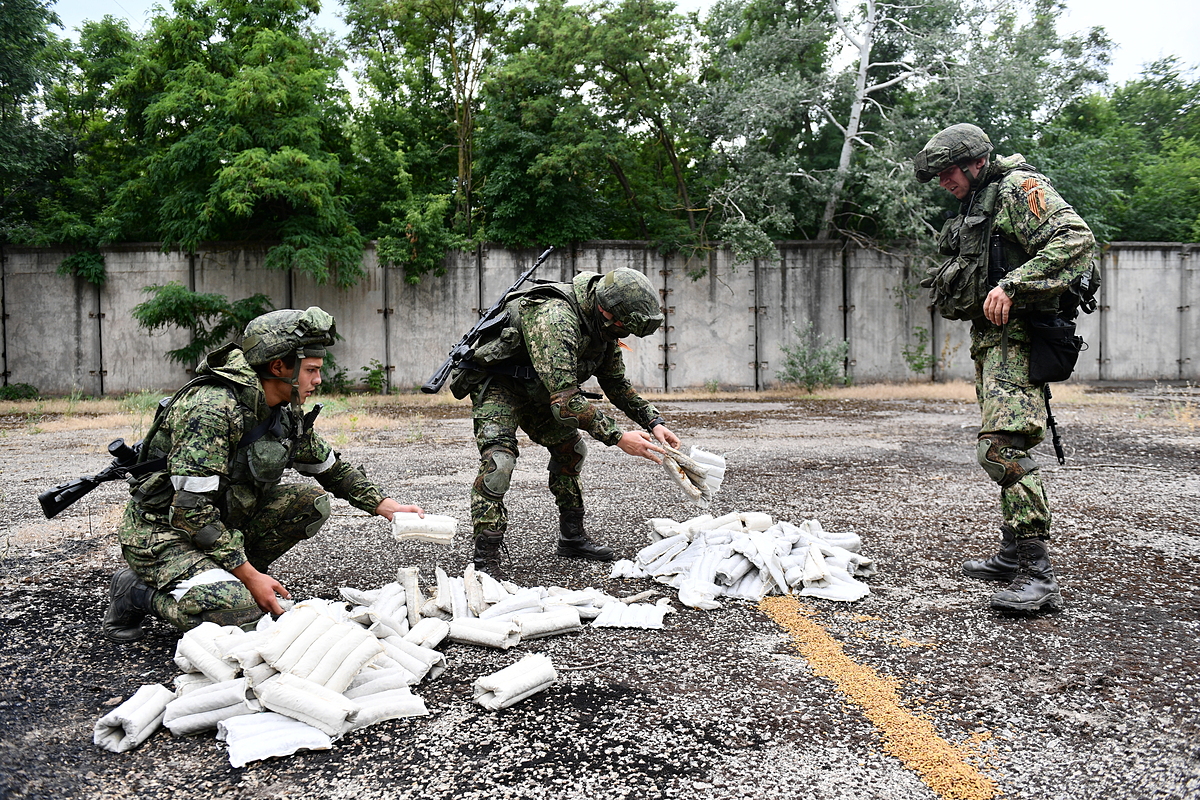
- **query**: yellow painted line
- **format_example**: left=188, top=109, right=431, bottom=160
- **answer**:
left=760, top=596, right=998, bottom=800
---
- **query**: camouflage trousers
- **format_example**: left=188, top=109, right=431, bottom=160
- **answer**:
left=471, top=378, right=586, bottom=537
left=973, top=338, right=1052, bottom=539
left=118, top=483, right=329, bottom=631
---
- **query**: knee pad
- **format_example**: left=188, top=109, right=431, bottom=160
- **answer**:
left=977, top=433, right=1039, bottom=488
left=547, top=434, right=588, bottom=477
left=303, top=493, right=331, bottom=539
left=475, top=446, right=517, bottom=498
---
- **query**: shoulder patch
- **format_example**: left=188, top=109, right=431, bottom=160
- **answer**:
left=1020, top=177, right=1047, bottom=218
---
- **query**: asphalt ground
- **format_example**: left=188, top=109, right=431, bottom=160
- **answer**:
left=0, top=382, right=1197, bottom=800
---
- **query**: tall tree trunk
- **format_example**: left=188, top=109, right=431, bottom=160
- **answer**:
left=818, top=0, right=875, bottom=240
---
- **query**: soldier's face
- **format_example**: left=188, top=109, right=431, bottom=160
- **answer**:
left=938, top=157, right=987, bottom=200
left=938, top=165, right=971, bottom=199
left=296, top=357, right=323, bottom=402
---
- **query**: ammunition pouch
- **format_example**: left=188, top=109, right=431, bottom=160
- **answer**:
left=1028, top=316, right=1086, bottom=383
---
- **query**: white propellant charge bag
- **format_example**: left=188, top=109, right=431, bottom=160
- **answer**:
left=254, top=673, right=361, bottom=738
left=162, top=678, right=255, bottom=736
left=391, top=513, right=458, bottom=545
left=258, top=606, right=384, bottom=693
left=661, top=445, right=726, bottom=508
left=218, top=711, right=333, bottom=768
left=472, top=653, right=558, bottom=711
left=94, top=683, right=176, bottom=753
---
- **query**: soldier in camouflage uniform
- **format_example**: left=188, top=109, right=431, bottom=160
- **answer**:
left=450, top=268, right=680, bottom=574
left=102, top=307, right=425, bottom=642
left=914, top=123, right=1097, bottom=613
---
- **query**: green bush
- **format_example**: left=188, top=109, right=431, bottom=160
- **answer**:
left=776, top=322, right=850, bottom=392
left=0, top=383, right=39, bottom=400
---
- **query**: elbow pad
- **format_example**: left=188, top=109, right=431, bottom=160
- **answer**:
left=549, top=388, right=596, bottom=430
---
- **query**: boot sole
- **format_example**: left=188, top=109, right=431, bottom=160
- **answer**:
left=962, top=568, right=1019, bottom=582
left=990, top=592, right=1063, bottom=614
left=556, top=547, right=615, bottom=562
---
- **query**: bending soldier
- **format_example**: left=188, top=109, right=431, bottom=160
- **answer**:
left=103, top=307, right=424, bottom=642
left=450, top=267, right=680, bottom=575
left=913, top=123, right=1097, bottom=613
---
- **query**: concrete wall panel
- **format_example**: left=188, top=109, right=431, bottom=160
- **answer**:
left=758, top=243, right=844, bottom=389
left=1099, top=245, right=1181, bottom=380
left=665, top=249, right=756, bottom=391
left=3, top=247, right=103, bottom=395
left=394, top=249, right=480, bottom=391
left=99, top=244, right=192, bottom=394
left=2, top=241, right=1193, bottom=395
left=845, top=248, right=909, bottom=382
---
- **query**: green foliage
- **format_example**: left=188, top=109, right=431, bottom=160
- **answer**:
left=132, top=282, right=274, bottom=365
left=360, top=359, right=387, bottom=394
left=776, top=322, right=849, bottom=392
left=0, top=383, right=40, bottom=401
left=55, top=250, right=106, bottom=285
left=902, top=326, right=936, bottom=375
left=318, top=351, right=351, bottom=394
left=10, top=0, right=1200, bottom=265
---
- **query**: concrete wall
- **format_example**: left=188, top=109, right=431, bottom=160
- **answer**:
left=1, top=240, right=1194, bottom=395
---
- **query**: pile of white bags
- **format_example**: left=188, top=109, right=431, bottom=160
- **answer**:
left=611, top=511, right=877, bottom=609
left=94, top=564, right=675, bottom=765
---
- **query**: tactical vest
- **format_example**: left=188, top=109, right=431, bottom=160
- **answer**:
left=926, top=164, right=1100, bottom=322
left=129, top=369, right=308, bottom=526
left=926, top=167, right=1034, bottom=321
left=449, top=277, right=608, bottom=399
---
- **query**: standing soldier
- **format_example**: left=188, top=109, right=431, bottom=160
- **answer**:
left=449, top=267, right=680, bottom=575
left=913, top=123, right=1097, bottom=613
left=103, top=307, right=425, bottom=642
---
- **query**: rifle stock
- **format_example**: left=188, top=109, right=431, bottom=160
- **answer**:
left=38, top=477, right=102, bottom=519
left=37, top=437, right=161, bottom=519
left=421, top=246, right=554, bottom=394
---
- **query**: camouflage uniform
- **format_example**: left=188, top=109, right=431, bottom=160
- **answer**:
left=917, top=124, right=1096, bottom=612
left=959, top=154, right=1095, bottom=538
left=459, top=271, right=664, bottom=549
left=118, top=344, right=386, bottom=632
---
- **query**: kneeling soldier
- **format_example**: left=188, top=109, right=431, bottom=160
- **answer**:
left=103, top=307, right=424, bottom=641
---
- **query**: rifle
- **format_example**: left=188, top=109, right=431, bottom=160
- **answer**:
left=38, top=438, right=166, bottom=519
left=421, top=246, right=554, bottom=394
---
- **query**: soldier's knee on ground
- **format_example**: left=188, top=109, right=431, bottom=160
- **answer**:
left=977, top=433, right=1039, bottom=488
left=547, top=434, right=587, bottom=477
left=475, top=446, right=517, bottom=499
left=171, top=578, right=262, bottom=631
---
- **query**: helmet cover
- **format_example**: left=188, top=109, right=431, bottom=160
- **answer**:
left=595, top=268, right=663, bottom=338
left=241, top=307, right=337, bottom=367
left=913, top=123, right=993, bottom=183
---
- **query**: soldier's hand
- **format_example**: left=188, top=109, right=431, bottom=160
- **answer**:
left=984, top=285, right=1014, bottom=325
left=652, top=425, right=680, bottom=449
left=376, top=498, right=424, bottom=520
left=617, top=430, right=666, bottom=464
left=232, top=562, right=290, bottom=616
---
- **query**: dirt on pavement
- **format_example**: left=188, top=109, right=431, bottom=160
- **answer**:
left=0, top=382, right=1197, bottom=800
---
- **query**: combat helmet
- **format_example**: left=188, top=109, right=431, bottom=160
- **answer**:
left=241, top=307, right=336, bottom=367
left=241, top=307, right=336, bottom=403
left=913, top=123, right=994, bottom=183
left=595, top=268, right=663, bottom=338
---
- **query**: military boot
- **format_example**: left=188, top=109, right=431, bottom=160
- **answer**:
left=962, top=524, right=1020, bottom=581
left=473, top=530, right=506, bottom=576
left=556, top=507, right=615, bottom=561
left=990, top=537, right=1062, bottom=613
left=102, top=568, right=155, bottom=643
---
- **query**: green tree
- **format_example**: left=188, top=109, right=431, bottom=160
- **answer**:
left=104, top=0, right=365, bottom=286
left=0, top=0, right=64, bottom=244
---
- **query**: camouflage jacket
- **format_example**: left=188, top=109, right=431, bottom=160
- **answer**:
left=938, top=154, right=1096, bottom=347
left=126, top=344, right=386, bottom=572
left=462, top=273, right=662, bottom=446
